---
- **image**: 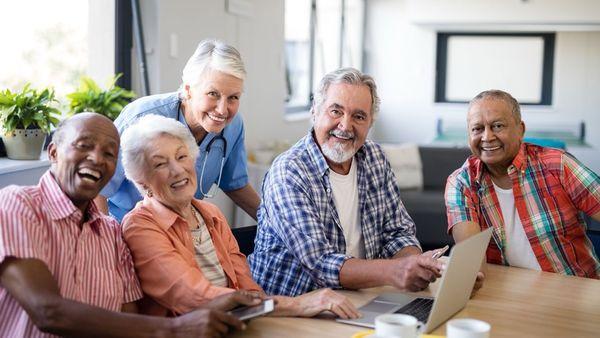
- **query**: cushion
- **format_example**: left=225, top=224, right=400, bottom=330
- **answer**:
left=381, top=143, right=423, bottom=190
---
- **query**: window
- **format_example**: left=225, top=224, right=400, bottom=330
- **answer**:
left=1, top=1, right=121, bottom=106
left=284, top=0, right=365, bottom=114
left=0, top=0, right=89, bottom=101
left=435, top=32, right=555, bottom=105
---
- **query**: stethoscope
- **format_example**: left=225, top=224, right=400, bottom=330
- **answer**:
left=178, top=100, right=227, bottom=198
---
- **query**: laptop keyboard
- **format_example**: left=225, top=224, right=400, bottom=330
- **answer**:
left=393, top=298, right=434, bottom=323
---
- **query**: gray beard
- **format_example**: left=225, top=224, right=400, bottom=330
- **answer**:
left=321, top=140, right=355, bottom=163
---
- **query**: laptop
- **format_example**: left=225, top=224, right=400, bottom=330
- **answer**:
left=337, top=228, right=492, bottom=334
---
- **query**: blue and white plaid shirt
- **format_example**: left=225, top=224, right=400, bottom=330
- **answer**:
left=248, top=132, right=420, bottom=296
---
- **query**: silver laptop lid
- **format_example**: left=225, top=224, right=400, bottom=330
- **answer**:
left=422, top=228, right=493, bottom=333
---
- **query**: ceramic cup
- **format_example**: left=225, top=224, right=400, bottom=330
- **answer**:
left=374, top=313, right=418, bottom=338
left=446, top=318, right=491, bottom=338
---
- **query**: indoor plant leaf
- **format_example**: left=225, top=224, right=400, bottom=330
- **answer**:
left=67, top=74, right=136, bottom=120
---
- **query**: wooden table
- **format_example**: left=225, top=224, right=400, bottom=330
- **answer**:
left=230, top=263, right=600, bottom=337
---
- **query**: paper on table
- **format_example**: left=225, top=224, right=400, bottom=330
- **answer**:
left=350, top=330, right=445, bottom=338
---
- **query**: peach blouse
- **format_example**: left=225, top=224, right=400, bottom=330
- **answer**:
left=122, top=197, right=261, bottom=316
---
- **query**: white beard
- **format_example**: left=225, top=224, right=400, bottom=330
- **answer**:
left=321, top=140, right=355, bottom=163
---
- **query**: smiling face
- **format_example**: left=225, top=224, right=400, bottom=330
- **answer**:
left=139, top=134, right=197, bottom=211
left=313, top=82, right=373, bottom=174
left=48, top=114, right=119, bottom=212
left=183, top=68, right=243, bottom=135
left=467, top=98, right=525, bottom=174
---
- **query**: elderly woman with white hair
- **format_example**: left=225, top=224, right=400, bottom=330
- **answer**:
left=119, top=114, right=361, bottom=319
left=96, top=38, right=260, bottom=223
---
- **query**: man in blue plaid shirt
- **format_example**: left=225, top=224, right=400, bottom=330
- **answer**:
left=248, top=68, right=443, bottom=300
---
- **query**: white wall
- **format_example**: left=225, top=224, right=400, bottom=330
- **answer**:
left=136, top=0, right=311, bottom=151
left=366, top=0, right=600, bottom=172
left=406, top=0, right=600, bottom=25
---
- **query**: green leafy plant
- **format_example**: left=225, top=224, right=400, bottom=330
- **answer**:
left=0, top=84, right=61, bottom=133
left=67, top=74, right=136, bottom=120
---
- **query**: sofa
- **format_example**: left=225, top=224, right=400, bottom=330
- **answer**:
left=383, top=145, right=472, bottom=252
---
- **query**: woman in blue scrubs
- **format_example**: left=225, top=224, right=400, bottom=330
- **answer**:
left=96, top=39, right=260, bottom=223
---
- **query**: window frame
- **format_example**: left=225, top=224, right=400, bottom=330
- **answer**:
left=284, top=0, right=366, bottom=115
left=115, top=0, right=133, bottom=90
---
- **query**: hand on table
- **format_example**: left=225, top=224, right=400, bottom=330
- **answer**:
left=272, top=288, right=361, bottom=319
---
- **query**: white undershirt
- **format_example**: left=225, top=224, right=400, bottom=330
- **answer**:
left=493, top=182, right=541, bottom=270
left=329, top=159, right=365, bottom=258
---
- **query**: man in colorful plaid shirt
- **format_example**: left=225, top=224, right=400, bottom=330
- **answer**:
left=249, top=68, right=444, bottom=298
left=446, top=90, right=600, bottom=283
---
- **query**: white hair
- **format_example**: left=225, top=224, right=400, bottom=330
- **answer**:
left=179, top=38, right=246, bottom=98
left=310, top=67, right=380, bottom=120
left=121, top=114, right=199, bottom=195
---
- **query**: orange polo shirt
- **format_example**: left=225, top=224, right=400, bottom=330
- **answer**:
left=122, top=197, right=261, bottom=316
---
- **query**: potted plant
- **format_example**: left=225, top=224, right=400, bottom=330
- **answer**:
left=67, top=74, right=136, bottom=120
left=0, top=84, right=61, bottom=160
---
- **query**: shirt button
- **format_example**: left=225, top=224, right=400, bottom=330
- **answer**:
left=326, top=188, right=331, bottom=193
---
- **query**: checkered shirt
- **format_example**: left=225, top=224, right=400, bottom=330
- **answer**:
left=248, top=132, right=420, bottom=296
left=446, top=143, right=600, bottom=278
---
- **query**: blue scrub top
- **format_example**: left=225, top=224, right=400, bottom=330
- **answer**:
left=102, top=92, right=249, bottom=222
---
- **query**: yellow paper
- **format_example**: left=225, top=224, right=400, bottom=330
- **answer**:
left=351, top=330, right=374, bottom=338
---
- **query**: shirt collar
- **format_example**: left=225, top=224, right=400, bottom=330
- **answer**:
left=470, top=142, right=528, bottom=184
left=305, top=130, right=332, bottom=176
left=39, top=171, right=104, bottom=227
left=142, top=197, right=216, bottom=231
left=143, top=197, right=180, bottom=231
left=511, top=142, right=528, bottom=172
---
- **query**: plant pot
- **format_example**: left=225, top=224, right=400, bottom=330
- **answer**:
left=2, top=129, right=47, bottom=160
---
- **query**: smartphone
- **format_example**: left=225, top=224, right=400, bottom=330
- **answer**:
left=432, top=245, right=449, bottom=259
left=228, top=298, right=274, bottom=321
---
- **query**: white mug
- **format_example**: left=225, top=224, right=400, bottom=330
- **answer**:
left=374, top=314, right=418, bottom=338
left=446, top=318, right=491, bottom=338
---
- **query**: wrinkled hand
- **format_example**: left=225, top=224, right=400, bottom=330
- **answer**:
left=387, top=254, right=443, bottom=292
left=273, top=288, right=360, bottom=319
left=295, top=288, right=360, bottom=319
left=201, top=290, right=264, bottom=312
left=173, top=308, right=243, bottom=338
left=471, top=271, right=485, bottom=298
left=422, top=245, right=449, bottom=260
left=171, top=291, right=264, bottom=338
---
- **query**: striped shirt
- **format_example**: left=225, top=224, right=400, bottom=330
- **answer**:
left=0, top=171, right=143, bottom=337
left=249, top=133, right=420, bottom=296
left=446, top=143, right=600, bottom=278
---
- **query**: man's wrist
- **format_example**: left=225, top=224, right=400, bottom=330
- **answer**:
left=393, top=245, right=422, bottom=258
left=271, top=295, right=296, bottom=317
